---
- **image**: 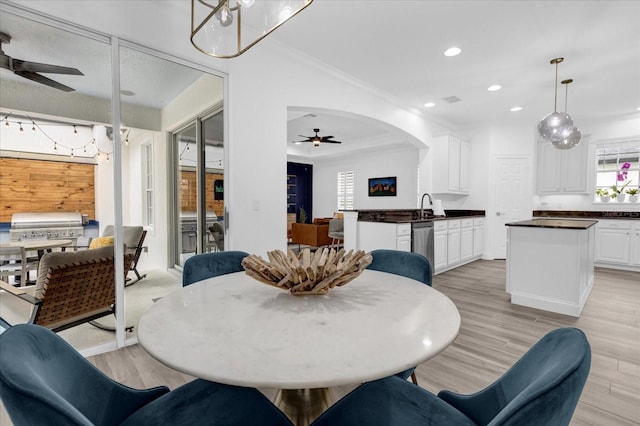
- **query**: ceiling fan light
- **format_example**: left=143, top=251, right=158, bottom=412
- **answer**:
left=537, top=112, right=573, bottom=141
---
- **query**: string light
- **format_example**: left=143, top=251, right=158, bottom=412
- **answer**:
left=2, top=112, right=122, bottom=160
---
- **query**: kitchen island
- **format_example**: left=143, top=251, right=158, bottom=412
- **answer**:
left=506, top=218, right=598, bottom=317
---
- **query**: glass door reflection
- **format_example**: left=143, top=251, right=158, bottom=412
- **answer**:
left=202, top=109, right=225, bottom=253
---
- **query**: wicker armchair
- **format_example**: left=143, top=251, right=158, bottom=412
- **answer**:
left=0, top=245, right=132, bottom=332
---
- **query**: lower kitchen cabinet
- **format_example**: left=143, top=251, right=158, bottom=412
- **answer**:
left=434, top=217, right=484, bottom=275
left=433, top=221, right=448, bottom=272
left=473, top=217, right=484, bottom=257
left=595, top=220, right=640, bottom=271
left=357, top=222, right=411, bottom=253
left=460, top=219, right=474, bottom=262
left=447, top=220, right=461, bottom=266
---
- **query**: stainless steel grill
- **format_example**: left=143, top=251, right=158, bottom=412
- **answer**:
left=10, top=212, right=84, bottom=244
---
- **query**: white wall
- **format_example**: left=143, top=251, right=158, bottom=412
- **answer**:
left=313, top=146, right=420, bottom=218
left=225, top=44, right=436, bottom=256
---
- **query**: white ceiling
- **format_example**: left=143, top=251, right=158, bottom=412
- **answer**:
left=2, top=0, right=639, bottom=159
left=275, top=0, right=640, bottom=129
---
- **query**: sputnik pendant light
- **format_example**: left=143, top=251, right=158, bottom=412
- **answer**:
left=537, top=57, right=574, bottom=143
left=191, top=0, right=314, bottom=59
left=552, top=79, right=581, bottom=150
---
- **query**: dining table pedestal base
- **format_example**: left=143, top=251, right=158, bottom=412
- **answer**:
left=274, top=388, right=333, bottom=426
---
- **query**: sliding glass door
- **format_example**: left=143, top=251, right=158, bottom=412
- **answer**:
left=172, top=104, right=225, bottom=268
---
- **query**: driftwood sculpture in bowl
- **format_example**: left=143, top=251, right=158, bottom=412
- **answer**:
left=242, top=247, right=372, bottom=295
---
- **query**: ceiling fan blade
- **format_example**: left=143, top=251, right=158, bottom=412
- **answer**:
left=322, top=135, right=335, bottom=139
left=15, top=71, right=76, bottom=92
left=323, top=140, right=342, bottom=144
left=12, top=59, right=83, bottom=75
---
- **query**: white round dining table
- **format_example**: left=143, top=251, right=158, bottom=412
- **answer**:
left=138, top=269, right=460, bottom=424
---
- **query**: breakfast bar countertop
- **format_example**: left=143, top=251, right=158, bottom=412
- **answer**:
left=506, top=218, right=598, bottom=229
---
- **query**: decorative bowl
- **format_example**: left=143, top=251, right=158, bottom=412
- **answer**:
left=242, top=247, right=372, bottom=295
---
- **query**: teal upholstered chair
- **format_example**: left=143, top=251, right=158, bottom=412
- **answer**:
left=182, top=250, right=249, bottom=286
left=367, top=249, right=432, bottom=286
left=367, top=249, right=432, bottom=383
left=311, top=327, right=591, bottom=426
left=0, top=324, right=293, bottom=426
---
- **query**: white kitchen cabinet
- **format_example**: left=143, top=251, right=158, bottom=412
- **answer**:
left=357, top=222, right=412, bottom=252
left=433, top=221, right=448, bottom=273
left=433, top=133, right=470, bottom=194
left=433, top=217, right=485, bottom=274
left=631, top=222, right=640, bottom=267
left=447, top=219, right=461, bottom=266
left=460, top=219, right=474, bottom=262
left=396, top=224, right=412, bottom=252
left=473, top=217, right=484, bottom=257
left=536, top=138, right=588, bottom=194
left=595, top=220, right=632, bottom=266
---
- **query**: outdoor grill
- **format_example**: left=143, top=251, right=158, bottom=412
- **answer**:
left=10, top=212, right=85, bottom=244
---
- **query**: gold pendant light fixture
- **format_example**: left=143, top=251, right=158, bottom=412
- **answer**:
left=537, top=57, right=579, bottom=149
left=191, top=0, right=314, bottom=59
left=551, top=78, right=582, bottom=150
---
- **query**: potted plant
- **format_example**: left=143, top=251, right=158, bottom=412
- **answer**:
left=595, top=188, right=610, bottom=202
left=610, top=162, right=631, bottom=202
left=626, top=187, right=639, bottom=203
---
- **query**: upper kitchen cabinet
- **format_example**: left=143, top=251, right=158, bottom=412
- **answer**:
left=537, top=137, right=589, bottom=194
left=432, top=133, right=470, bottom=194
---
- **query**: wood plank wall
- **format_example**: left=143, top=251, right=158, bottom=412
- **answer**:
left=179, top=170, right=224, bottom=217
left=0, top=158, right=95, bottom=222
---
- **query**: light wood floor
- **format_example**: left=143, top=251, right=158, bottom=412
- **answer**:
left=2, top=260, right=638, bottom=425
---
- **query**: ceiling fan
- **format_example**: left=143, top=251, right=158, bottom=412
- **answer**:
left=293, top=128, right=342, bottom=147
left=0, top=32, right=84, bottom=92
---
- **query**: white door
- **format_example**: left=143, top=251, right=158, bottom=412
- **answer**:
left=493, top=157, right=531, bottom=259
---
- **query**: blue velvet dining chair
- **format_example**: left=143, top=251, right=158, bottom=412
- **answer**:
left=0, top=323, right=293, bottom=426
left=311, top=327, right=591, bottom=426
left=182, top=250, right=250, bottom=287
left=367, top=249, right=433, bottom=383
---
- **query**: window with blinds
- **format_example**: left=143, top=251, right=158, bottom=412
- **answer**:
left=337, top=170, right=355, bottom=211
left=595, top=139, right=640, bottom=200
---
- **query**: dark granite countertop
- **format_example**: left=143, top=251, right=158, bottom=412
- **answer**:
left=533, top=210, right=640, bottom=219
left=507, top=219, right=598, bottom=229
left=356, top=209, right=485, bottom=223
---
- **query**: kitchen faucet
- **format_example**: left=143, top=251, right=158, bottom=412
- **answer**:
left=420, top=193, right=433, bottom=219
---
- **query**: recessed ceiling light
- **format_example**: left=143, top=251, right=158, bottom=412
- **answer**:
left=424, top=102, right=436, bottom=108
left=444, top=47, right=461, bottom=57
left=487, top=85, right=502, bottom=92
left=120, top=90, right=135, bottom=96
left=510, top=106, right=523, bottom=112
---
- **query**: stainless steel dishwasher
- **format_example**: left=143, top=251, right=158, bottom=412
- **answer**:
left=411, top=221, right=434, bottom=270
